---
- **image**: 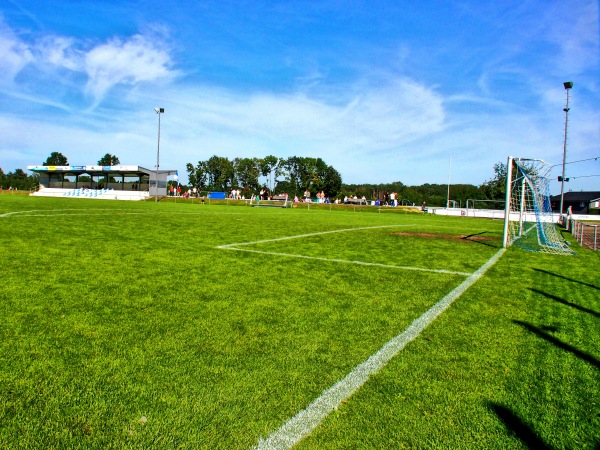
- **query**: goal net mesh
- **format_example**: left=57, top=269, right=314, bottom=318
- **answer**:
left=505, top=158, right=574, bottom=255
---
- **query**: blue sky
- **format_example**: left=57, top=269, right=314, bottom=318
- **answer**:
left=1, top=0, right=599, bottom=193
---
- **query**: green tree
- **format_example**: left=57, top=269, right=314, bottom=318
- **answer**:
left=259, top=155, right=279, bottom=192
left=480, top=162, right=507, bottom=200
left=186, top=162, right=208, bottom=192
left=322, top=165, right=342, bottom=198
left=98, top=153, right=120, bottom=166
left=205, top=155, right=234, bottom=191
left=43, top=152, right=68, bottom=166
left=5, top=168, right=38, bottom=190
left=234, top=157, right=261, bottom=195
left=279, top=156, right=303, bottom=195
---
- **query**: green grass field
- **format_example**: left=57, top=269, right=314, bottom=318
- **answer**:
left=1, top=194, right=598, bottom=449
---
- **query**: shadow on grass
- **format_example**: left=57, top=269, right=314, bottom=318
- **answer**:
left=513, top=320, right=600, bottom=370
left=529, top=288, right=600, bottom=318
left=461, top=231, right=502, bottom=249
left=533, top=268, right=600, bottom=291
left=487, top=403, right=552, bottom=450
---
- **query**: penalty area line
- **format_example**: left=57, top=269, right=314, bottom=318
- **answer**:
left=254, top=247, right=506, bottom=450
left=222, top=247, right=471, bottom=277
left=216, top=224, right=417, bottom=249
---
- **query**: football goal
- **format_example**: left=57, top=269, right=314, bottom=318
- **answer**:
left=251, top=194, right=290, bottom=208
left=502, top=157, right=574, bottom=255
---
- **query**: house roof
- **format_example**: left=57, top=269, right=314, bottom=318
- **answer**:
left=550, top=191, right=600, bottom=202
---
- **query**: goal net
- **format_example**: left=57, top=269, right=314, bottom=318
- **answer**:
left=502, top=157, right=574, bottom=255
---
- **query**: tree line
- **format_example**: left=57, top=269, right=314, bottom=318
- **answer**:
left=186, top=154, right=508, bottom=206
left=340, top=163, right=507, bottom=207
left=186, top=155, right=343, bottom=198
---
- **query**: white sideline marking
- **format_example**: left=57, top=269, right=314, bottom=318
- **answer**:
left=223, top=248, right=471, bottom=276
left=254, top=248, right=505, bottom=450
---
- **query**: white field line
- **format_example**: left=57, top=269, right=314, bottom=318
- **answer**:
left=254, top=247, right=506, bottom=450
left=216, top=224, right=470, bottom=276
left=216, top=224, right=417, bottom=249
left=8, top=212, right=149, bottom=218
left=222, top=247, right=471, bottom=276
left=0, top=209, right=141, bottom=218
left=0, top=209, right=66, bottom=218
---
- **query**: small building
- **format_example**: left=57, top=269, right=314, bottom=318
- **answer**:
left=550, top=191, right=600, bottom=215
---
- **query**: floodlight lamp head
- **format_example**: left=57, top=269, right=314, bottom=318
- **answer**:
left=154, top=107, right=165, bottom=113
left=563, top=81, right=573, bottom=90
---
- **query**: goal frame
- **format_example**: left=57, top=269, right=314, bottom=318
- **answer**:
left=502, top=156, right=573, bottom=254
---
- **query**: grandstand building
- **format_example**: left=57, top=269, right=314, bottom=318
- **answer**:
left=27, top=165, right=178, bottom=201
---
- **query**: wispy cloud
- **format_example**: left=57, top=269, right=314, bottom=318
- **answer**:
left=84, top=34, right=176, bottom=107
left=36, top=35, right=81, bottom=71
left=0, top=17, right=176, bottom=108
left=542, top=1, right=600, bottom=79
left=0, top=16, right=33, bottom=83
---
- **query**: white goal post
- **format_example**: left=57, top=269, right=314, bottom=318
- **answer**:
left=502, top=156, right=574, bottom=255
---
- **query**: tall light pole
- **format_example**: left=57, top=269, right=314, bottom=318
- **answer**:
left=154, top=107, right=164, bottom=202
left=559, top=82, right=572, bottom=216
left=446, top=155, right=451, bottom=208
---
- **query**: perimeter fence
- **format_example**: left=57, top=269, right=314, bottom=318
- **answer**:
left=567, top=219, right=599, bottom=251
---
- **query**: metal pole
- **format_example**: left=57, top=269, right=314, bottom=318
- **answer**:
left=502, top=156, right=514, bottom=248
left=447, top=156, right=451, bottom=208
left=154, top=108, right=164, bottom=202
left=559, top=82, right=573, bottom=216
left=155, top=111, right=160, bottom=202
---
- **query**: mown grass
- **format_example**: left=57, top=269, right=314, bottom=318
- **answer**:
left=0, top=195, right=598, bottom=449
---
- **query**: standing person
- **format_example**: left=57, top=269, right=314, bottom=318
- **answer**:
left=421, top=201, right=427, bottom=212
left=177, top=186, right=181, bottom=197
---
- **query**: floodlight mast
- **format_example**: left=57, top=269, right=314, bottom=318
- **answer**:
left=559, top=82, right=573, bottom=217
left=154, top=107, right=164, bottom=202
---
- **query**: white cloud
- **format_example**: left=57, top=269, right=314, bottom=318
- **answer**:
left=84, top=35, right=176, bottom=107
left=0, top=18, right=33, bottom=83
left=0, top=17, right=176, bottom=108
left=543, top=1, right=600, bottom=78
left=164, top=77, right=445, bottom=156
left=36, top=35, right=81, bottom=71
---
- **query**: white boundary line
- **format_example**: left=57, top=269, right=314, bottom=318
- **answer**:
left=223, top=248, right=471, bottom=277
left=216, top=225, right=416, bottom=249
left=254, top=248, right=505, bottom=450
left=216, top=224, right=471, bottom=277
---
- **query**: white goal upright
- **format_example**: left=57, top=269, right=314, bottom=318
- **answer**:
left=502, top=157, right=574, bottom=255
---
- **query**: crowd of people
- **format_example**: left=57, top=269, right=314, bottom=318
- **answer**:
left=165, top=185, right=429, bottom=210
